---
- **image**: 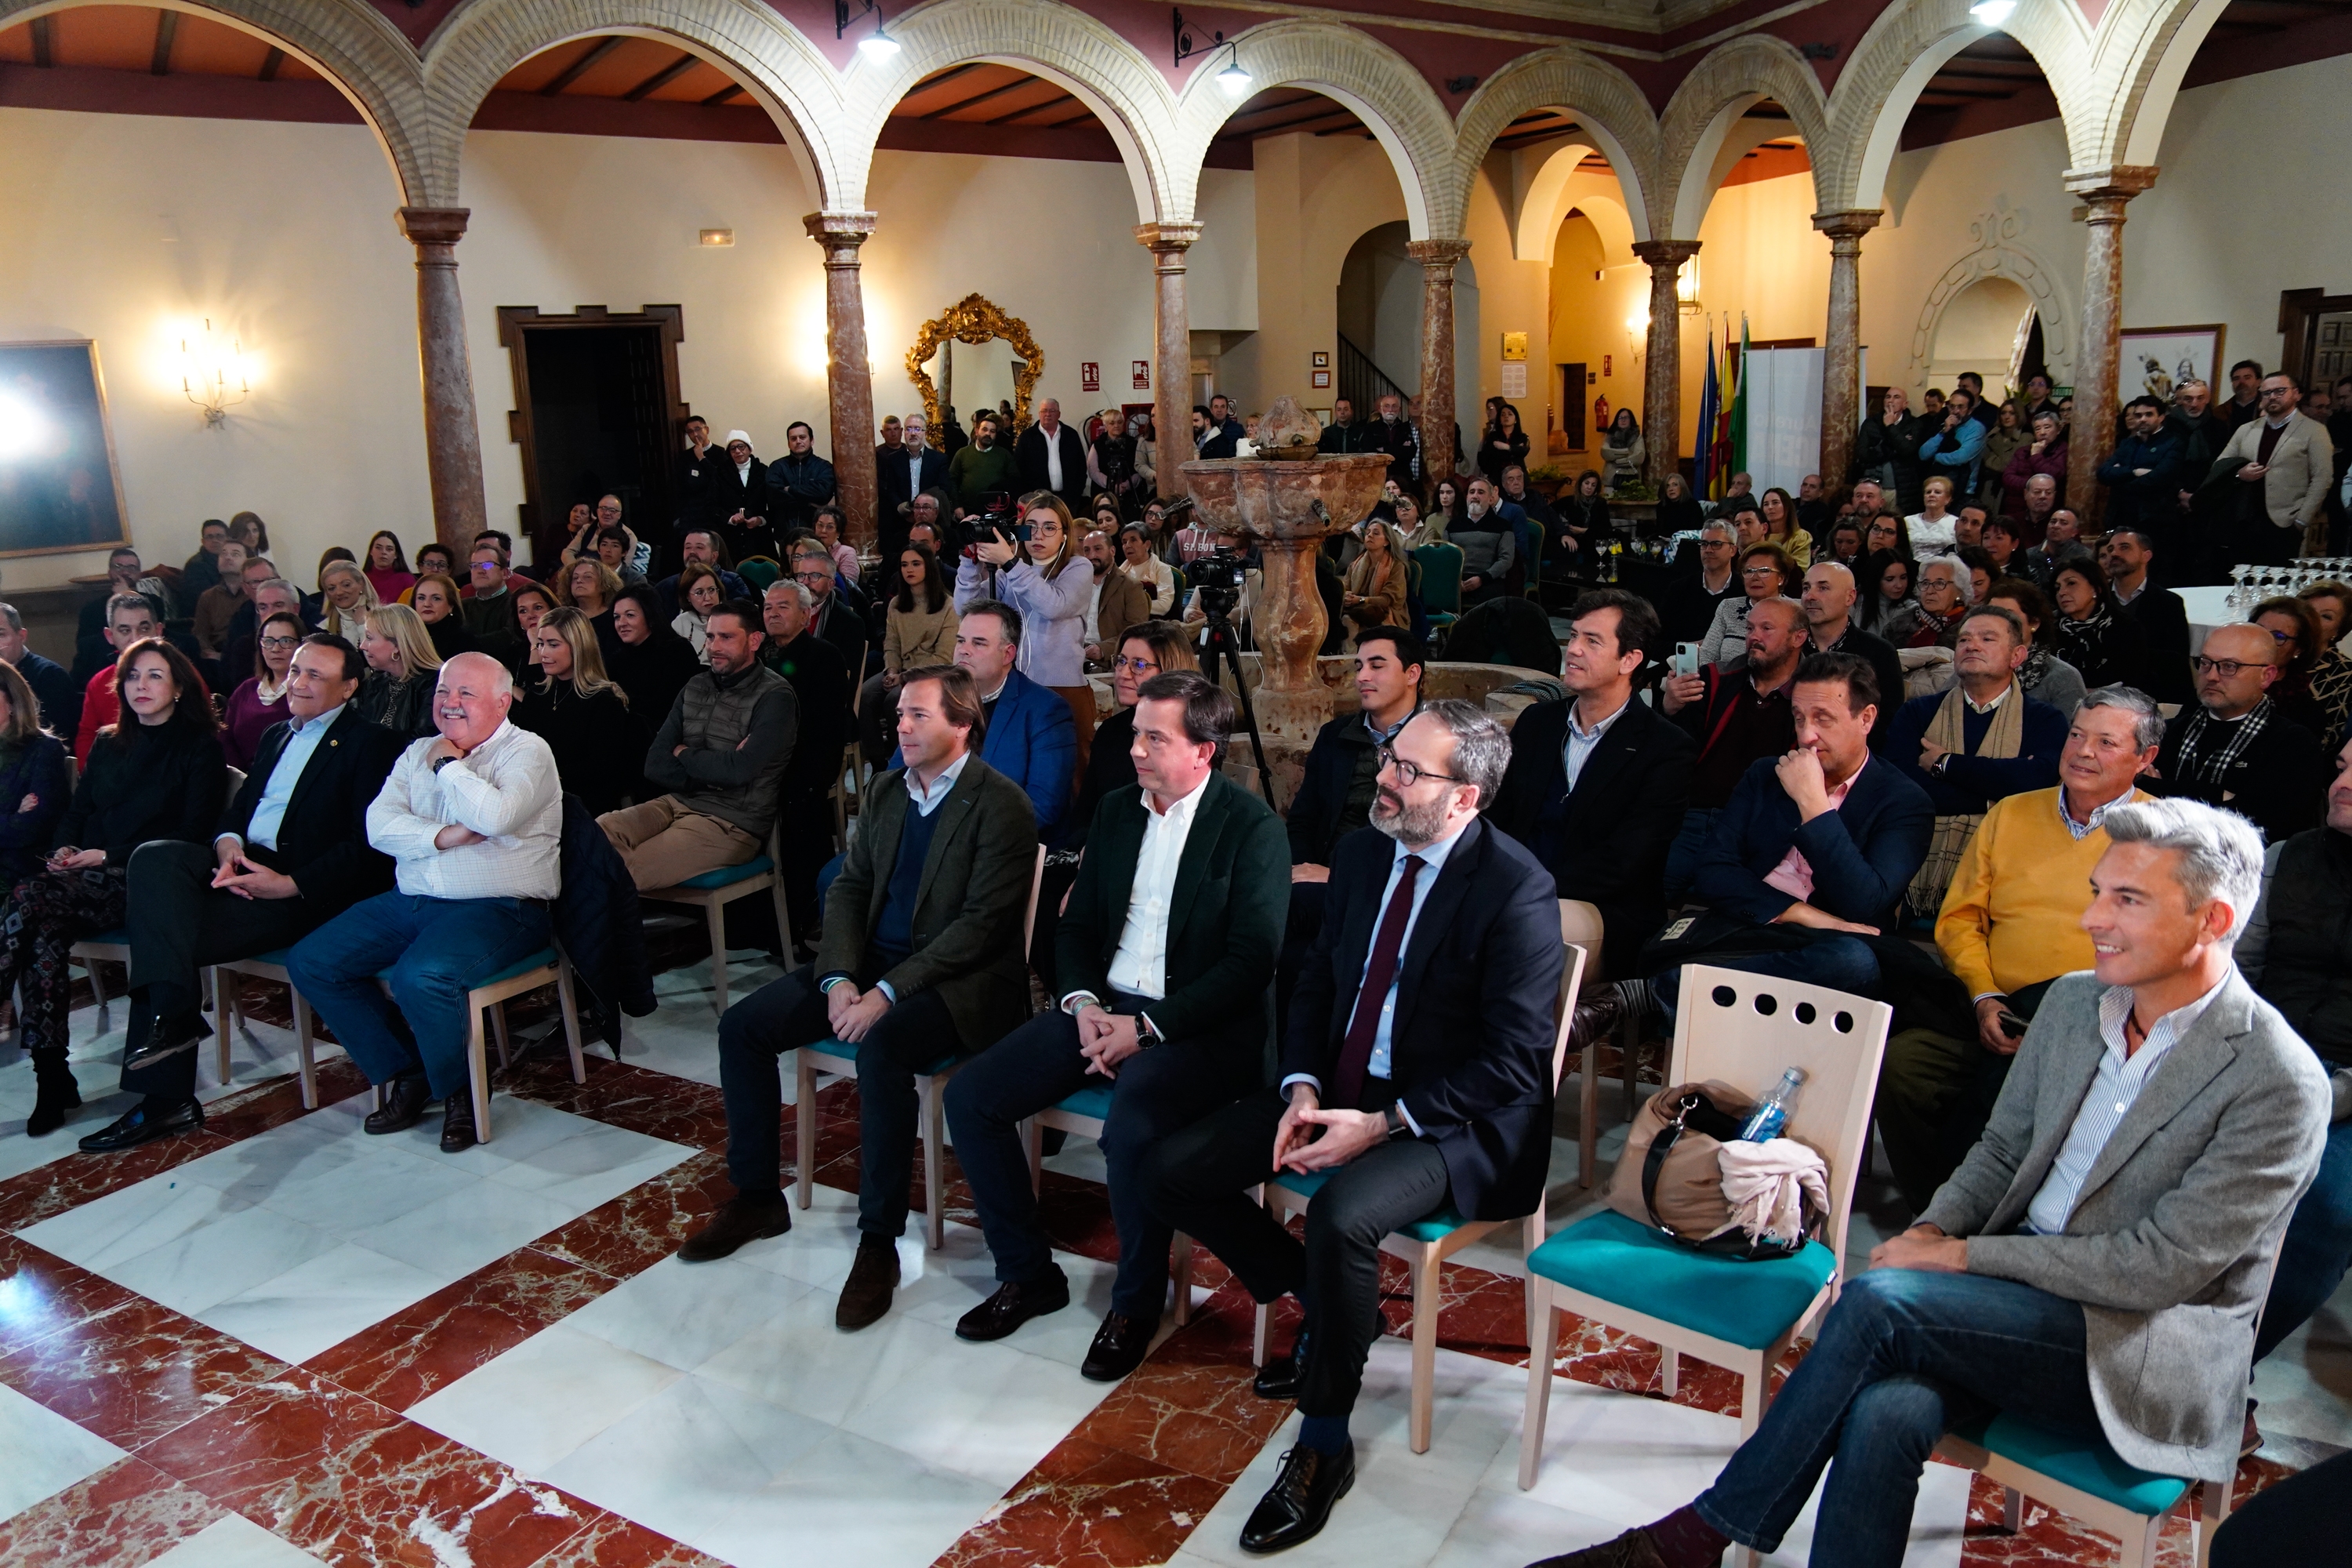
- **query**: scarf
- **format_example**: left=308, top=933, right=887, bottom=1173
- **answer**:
left=2054, top=601, right=2115, bottom=677
left=2019, top=642, right=2055, bottom=693
left=2176, top=697, right=2273, bottom=793
left=1926, top=681, right=2025, bottom=762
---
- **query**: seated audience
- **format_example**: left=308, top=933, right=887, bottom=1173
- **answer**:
left=2250, top=594, right=2333, bottom=739
left=1544, top=470, right=1605, bottom=579
left=944, top=672, right=1287, bottom=1380
left=1120, top=524, right=1177, bottom=616
left=1659, top=652, right=1931, bottom=1012
left=1799, top=561, right=1905, bottom=750
left=0, top=601, right=79, bottom=738
left=82, top=635, right=402, bottom=1152
left=1451, top=475, right=1519, bottom=606
left=1858, top=549, right=1929, bottom=647
left=459, top=541, right=522, bottom=665
left=2146, top=622, right=2325, bottom=844
left=1340, top=521, right=1409, bottom=646
left=316, top=558, right=379, bottom=644
left=75, top=592, right=212, bottom=765
left=74, top=548, right=145, bottom=684
left=1699, top=543, right=1799, bottom=667
left=809, top=507, right=859, bottom=584
left=1909, top=556, right=1973, bottom=649
left=1490, top=590, right=1694, bottom=980
left=1149, top=702, right=1558, bottom=1552
left=0, top=660, right=68, bottom=891
left=191, top=541, right=249, bottom=664
left=1543, top=800, right=2328, bottom=1568
left=409, top=543, right=459, bottom=601
left=411, top=572, right=474, bottom=662
left=652, top=529, right=751, bottom=620
left=222, top=611, right=305, bottom=771
left=286, top=652, right=563, bottom=1153
left=1661, top=596, right=1809, bottom=900
left=19, top=640, right=227, bottom=1136
left=1761, top=486, right=1812, bottom=568
left=2296, top=579, right=2352, bottom=743
left=560, top=558, right=622, bottom=650
left=180, top=519, right=230, bottom=600
left=2100, top=526, right=2192, bottom=706
left=218, top=574, right=303, bottom=718
left=600, top=602, right=795, bottom=891
left=1081, top=532, right=1149, bottom=670
left=606, top=583, right=702, bottom=747
left=758, top=580, right=852, bottom=946
left=670, top=563, right=725, bottom=662
left=356, top=604, right=445, bottom=740
left=793, top=540, right=873, bottom=682
left=513, top=607, right=636, bottom=815
left=363, top=530, right=416, bottom=604
left=1907, top=475, right=1962, bottom=557
left=919, top=597, right=1076, bottom=847
left=1876, top=687, right=2161, bottom=1210
left=2052, top=554, right=2152, bottom=692
left=681, top=666, right=1039, bottom=1327
left=1984, top=578, right=2087, bottom=716
left=862, top=544, right=958, bottom=768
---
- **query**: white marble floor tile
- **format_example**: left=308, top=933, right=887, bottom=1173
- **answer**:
left=687, top=1425, right=1006, bottom=1568
left=833, top=1313, right=1115, bottom=1490
left=140, top=1512, right=332, bottom=1567
left=0, top=1381, right=125, bottom=1523
left=407, top=1323, right=685, bottom=1475
left=352, top=1181, right=582, bottom=1279
left=102, top=1205, right=345, bottom=1318
left=481, top=1120, right=691, bottom=1210
left=194, top=1243, right=447, bottom=1365
left=17, top=1176, right=255, bottom=1274
left=560, top=1254, right=804, bottom=1374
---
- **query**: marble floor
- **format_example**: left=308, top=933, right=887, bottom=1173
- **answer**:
left=0, top=946, right=2343, bottom=1568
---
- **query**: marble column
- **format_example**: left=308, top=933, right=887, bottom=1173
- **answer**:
left=395, top=208, right=488, bottom=557
left=1632, top=239, right=1700, bottom=490
left=1404, top=238, right=1473, bottom=485
left=1812, top=209, right=1881, bottom=495
left=2063, top=167, right=2158, bottom=528
left=805, top=210, right=880, bottom=549
left=1134, top=222, right=1203, bottom=500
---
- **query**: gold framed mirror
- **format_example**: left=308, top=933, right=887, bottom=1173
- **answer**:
left=905, top=294, right=1044, bottom=433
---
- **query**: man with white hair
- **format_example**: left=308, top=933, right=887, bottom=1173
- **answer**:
left=1017, top=397, right=1089, bottom=510
left=878, top=412, right=949, bottom=560
left=287, top=651, right=563, bottom=1152
left=1537, top=796, right=2331, bottom=1568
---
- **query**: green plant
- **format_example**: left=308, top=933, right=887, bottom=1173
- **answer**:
left=1609, top=477, right=1657, bottom=502
left=1526, top=463, right=1571, bottom=485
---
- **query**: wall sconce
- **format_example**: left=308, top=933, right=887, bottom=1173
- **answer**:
left=1676, top=257, right=1703, bottom=315
left=1173, top=9, right=1251, bottom=95
left=836, top=0, right=898, bottom=56
left=181, top=318, right=248, bottom=428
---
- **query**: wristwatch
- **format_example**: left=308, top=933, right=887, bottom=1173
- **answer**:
left=431, top=753, right=459, bottom=774
left=1383, top=1104, right=1410, bottom=1139
left=1135, top=1015, right=1162, bottom=1048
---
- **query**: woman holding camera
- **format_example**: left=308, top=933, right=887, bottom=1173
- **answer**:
left=956, top=489, right=1098, bottom=769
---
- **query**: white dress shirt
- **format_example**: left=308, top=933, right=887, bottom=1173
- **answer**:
left=367, top=720, right=563, bottom=902
left=2023, top=979, right=2226, bottom=1235
left=230, top=702, right=347, bottom=855
left=1100, top=773, right=1210, bottom=1003
left=1043, top=425, right=1065, bottom=492
left=1562, top=695, right=1632, bottom=793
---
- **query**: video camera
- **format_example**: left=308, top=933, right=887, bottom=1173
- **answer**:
left=950, top=495, right=1021, bottom=554
left=1190, top=546, right=1248, bottom=620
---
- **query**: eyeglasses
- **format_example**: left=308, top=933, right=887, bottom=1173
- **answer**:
left=794, top=570, right=833, bottom=585
left=1114, top=658, right=1161, bottom=676
left=1374, top=746, right=1464, bottom=788
left=258, top=636, right=302, bottom=652
left=1740, top=566, right=1780, bottom=579
left=2190, top=656, right=2267, bottom=678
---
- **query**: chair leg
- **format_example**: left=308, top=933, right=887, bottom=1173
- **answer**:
left=1171, top=1232, right=1192, bottom=1327
left=920, top=1073, right=946, bottom=1251
left=1522, top=1210, right=1546, bottom=1354
left=88, top=955, right=108, bottom=1034
left=2132, top=1515, right=2161, bottom=1568
left=2198, top=1472, right=2234, bottom=1568
left=467, top=1004, right=493, bottom=1145
left=771, top=877, right=797, bottom=974
left=1519, top=1289, right=1560, bottom=1490
left=2001, top=1486, right=2023, bottom=1533
left=291, top=989, right=318, bottom=1112
left=1409, top=1246, right=1441, bottom=1454
left=554, top=959, right=586, bottom=1084
left=210, top=969, right=232, bottom=1087
left=1252, top=1300, right=1272, bottom=1368
left=794, top=1051, right=817, bottom=1210
left=1737, top=1360, right=1766, bottom=1442
left=488, top=1000, right=512, bottom=1071
left=706, top=899, right=729, bottom=1014
left=1661, top=1347, right=1680, bottom=1400
left=1577, top=1040, right=1599, bottom=1188
left=1619, top=1010, right=1639, bottom=1120
left=1022, top=1116, right=1044, bottom=1197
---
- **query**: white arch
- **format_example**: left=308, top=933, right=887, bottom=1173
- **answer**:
left=2109, top=0, right=2234, bottom=165
left=1845, top=25, right=1987, bottom=210
left=1509, top=137, right=1603, bottom=263
left=1657, top=34, right=1832, bottom=239
left=1905, top=205, right=2073, bottom=389
left=1451, top=46, right=1662, bottom=242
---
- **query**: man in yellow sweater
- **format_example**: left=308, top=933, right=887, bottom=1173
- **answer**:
left=1875, top=684, right=2161, bottom=1210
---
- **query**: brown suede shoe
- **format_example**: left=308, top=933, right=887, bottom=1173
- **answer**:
left=1526, top=1529, right=1671, bottom=1568
left=836, top=1235, right=901, bottom=1330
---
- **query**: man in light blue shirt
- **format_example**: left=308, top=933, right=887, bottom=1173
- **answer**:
left=1918, top=386, right=1989, bottom=496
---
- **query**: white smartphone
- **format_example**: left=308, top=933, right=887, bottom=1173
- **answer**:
left=1673, top=642, right=1700, bottom=678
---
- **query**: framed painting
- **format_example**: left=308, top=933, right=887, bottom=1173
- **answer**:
left=2118, top=325, right=2224, bottom=406
left=0, top=340, right=130, bottom=557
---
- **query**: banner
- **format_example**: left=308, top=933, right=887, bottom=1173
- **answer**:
left=1738, top=347, right=1825, bottom=498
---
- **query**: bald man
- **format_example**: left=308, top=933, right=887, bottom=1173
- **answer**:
left=287, top=651, right=565, bottom=1152
left=2143, top=622, right=2325, bottom=847
left=1798, top=561, right=1904, bottom=750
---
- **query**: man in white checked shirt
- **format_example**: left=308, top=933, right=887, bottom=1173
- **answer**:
left=288, top=652, right=562, bottom=1152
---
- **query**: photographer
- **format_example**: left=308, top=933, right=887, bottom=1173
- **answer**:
left=956, top=491, right=1099, bottom=774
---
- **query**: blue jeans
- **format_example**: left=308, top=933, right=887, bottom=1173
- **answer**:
left=2256, top=1115, right=2352, bottom=1363
left=287, top=891, right=551, bottom=1101
left=1693, top=1269, right=2100, bottom=1567
left=1662, top=807, right=1719, bottom=906
left=1657, top=935, right=1881, bottom=1028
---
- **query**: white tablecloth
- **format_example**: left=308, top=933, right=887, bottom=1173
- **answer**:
left=2177, top=584, right=2233, bottom=653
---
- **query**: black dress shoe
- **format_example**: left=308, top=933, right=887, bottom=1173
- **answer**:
left=363, top=1073, right=432, bottom=1135
left=1239, top=1440, right=1355, bottom=1554
left=121, top=1014, right=212, bottom=1075
left=75, top=1097, right=203, bottom=1152
left=1080, top=1311, right=1154, bottom=1382
left=680, top=1194, right=794, bottom=1262
left=1524, top=1528, right=1671, bottom=1568
left=954, top=1273, right=1070, bottom=1342
left=1254, top=1329, right=1309, bottom=1400
left=835, top=1234, right=900, bottom=1327
left=440, top=1093, right=478, bottom=1152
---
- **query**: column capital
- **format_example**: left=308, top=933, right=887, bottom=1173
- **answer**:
left=2062, top=165, right=2158, bottom=204
left=1403, top=237, right=1473, bottom=270
left=1134, top=221, right=1205, bottom=256
left=1631, top=238, right=1700, bottom=270
left=397, top=207, right=470, bottom=247
left=803, top=209, right=879, bottom=248
left=1809, top=209, right=1882, bottom=241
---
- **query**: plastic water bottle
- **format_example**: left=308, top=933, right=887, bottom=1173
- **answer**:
left=1740, top=1068, right=1806, bottom=1142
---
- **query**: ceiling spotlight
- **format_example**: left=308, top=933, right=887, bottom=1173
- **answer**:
left=1969, top=0, right=2016, bottom=24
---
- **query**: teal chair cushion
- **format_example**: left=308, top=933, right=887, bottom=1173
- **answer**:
left=79, top=928, right=133, bottom=948
left=1268, top=1170, right=1472, bottom=1243
left=671, top=855, right=776, bottom=891
left=1054, top=1083, right=1115, bottom=1124
left=801, top=1034, right=960, bottom=1077
left=377, top=946, right=557, bottom=992
left=1526, top=1209, right=1837, bottom=1350
left=1952, top=1413, right=2192, bottom=1517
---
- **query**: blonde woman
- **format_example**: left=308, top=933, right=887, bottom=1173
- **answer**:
left=1341, top=521, right=1410, bottom=646
left=562, top=558, right=622, bottom=625
left=317, top=559, right=379, bottom=641
left=354, top=604, right=443, bottom=738
left=514, top=606, right=635, bottom=813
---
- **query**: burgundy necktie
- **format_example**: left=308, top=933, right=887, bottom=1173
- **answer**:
left=1333, top=855, right=1425, bottom=1109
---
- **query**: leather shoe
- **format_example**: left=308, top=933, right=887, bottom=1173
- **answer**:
left=1080, top=1311, right=1153, bottom=1382
left=1239, top=1441, right=1354, bottom=1554
left=363, top=1073, right=432, bottom=1135
left=1254, top=1329, right=1308, bottom=1400
left=121, top=1014, right=212, bottom=1075
left=1524, top=1528, right=1671, bottom=1568
left=1570, top=987, right=1627, bottom=1050
left=954, top=1273, right=1070, bottom=1342
left=679, top=1194, right=793, bottom=1263
left=75, top=1097, right=203, bottom=1152
left=836, top=1234, right=900, bottom=1328
left=440, top=1092, right=478, bottom=1152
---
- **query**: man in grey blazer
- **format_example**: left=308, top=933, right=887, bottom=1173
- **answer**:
left=1534, top=797, right=2331, bottom=1568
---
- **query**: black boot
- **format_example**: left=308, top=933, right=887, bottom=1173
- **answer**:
left=27, top=1050, right=80, bottom=1137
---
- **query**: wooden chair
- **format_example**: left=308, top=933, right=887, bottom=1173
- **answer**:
left=1250, top=901, right=1590, bottom=1454
left=1520, top=964, right=1893, bottom=1491
left=637, top=818, right=789, bottom=1015
left=794, top=844, right=1047, bottom=1249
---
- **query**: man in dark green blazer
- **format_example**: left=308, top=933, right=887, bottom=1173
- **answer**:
left=679, top=666, right=1039, bottom=1327
left=946, top=670, right=1290, bottom=1381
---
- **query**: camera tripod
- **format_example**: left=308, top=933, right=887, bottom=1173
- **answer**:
left=1194, top=600, right=1281, bottom=814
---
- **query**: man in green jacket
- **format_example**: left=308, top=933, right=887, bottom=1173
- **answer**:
left=947, top=411, right=1022, bottom=517
left=679, top=665, right=1039, bottom=1330
left=947, top=670, right=1290, bottom=1382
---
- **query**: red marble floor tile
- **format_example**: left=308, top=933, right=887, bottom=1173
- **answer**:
left=200, top=1058, right=370, bottom=1142
left=531, top=1149, right=738, bottom=1279
left=1079, top=1322, right=1294, bottom=1486
left=0, top=1232, right=147, bottom=1350
left=138, top=1364, right=604, bottom=1568
left=307, top=1247, right=621, bottom=1410
left=931, top=1436, right=1229, bottom=1568
left=526, top=1512, right=729, bottom=1567
left=0, top=1455, right=227, bottom=1566
left=0, top=1291, right=289, bottom=1451
left=0, top=1128, right=238, bottom=1232
left=502, top=1057, right=731, bottom=1151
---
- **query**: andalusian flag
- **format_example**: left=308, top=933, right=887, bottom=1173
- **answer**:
left=1728, top=315, right=1750, bottom=477
left=1693, top=321, right=1721, bottom=499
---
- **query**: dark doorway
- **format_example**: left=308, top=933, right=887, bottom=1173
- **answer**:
left=1558, top=363, right=1587, bottom=452
left=496, top=305, right=688, bottom=564
left=2280, top=288, right=2352, bottom=389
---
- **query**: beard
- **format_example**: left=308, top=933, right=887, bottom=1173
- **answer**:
left=1371, top=784, right=1448, bottom=846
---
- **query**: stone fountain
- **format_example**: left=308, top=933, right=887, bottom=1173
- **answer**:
left=1178, top=397, right=1391, bottom=771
